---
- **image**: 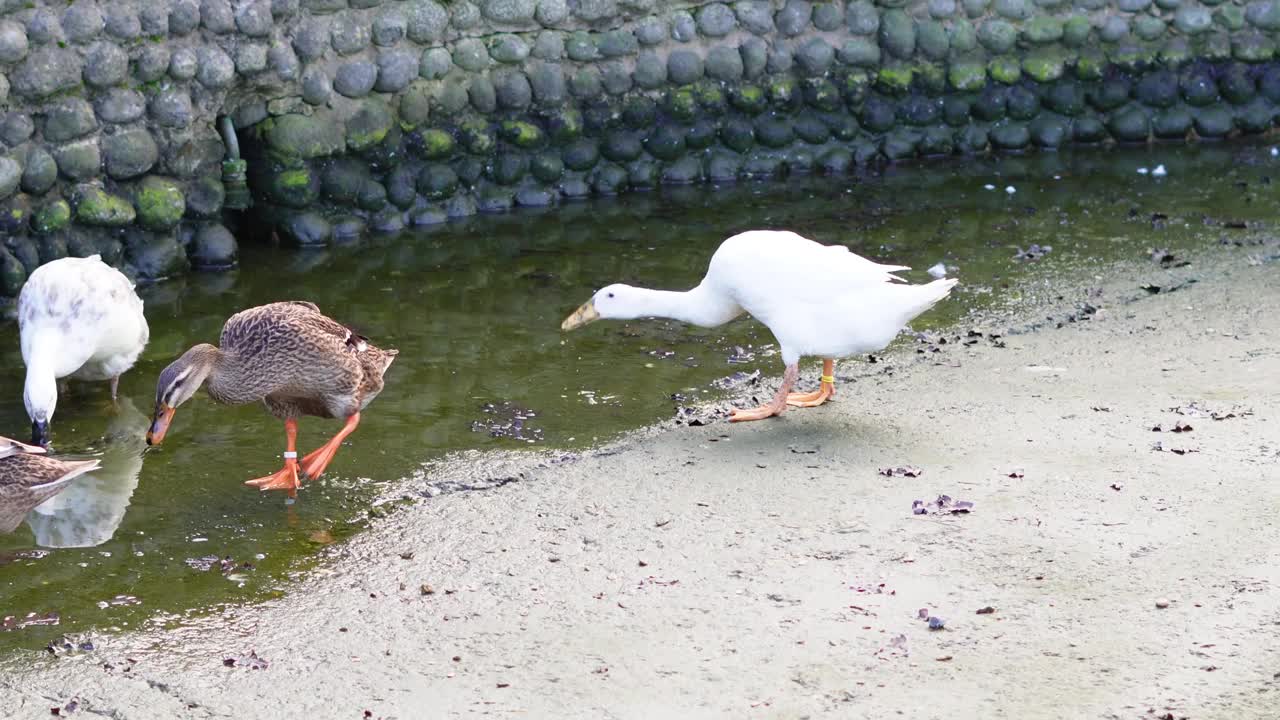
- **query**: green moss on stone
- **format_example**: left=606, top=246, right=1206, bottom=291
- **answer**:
left=916, top=63, right=946, bottom=94
left=267, top=167, right=317, bottom=208
left=694, top=82, right=726, bottom=114
left=1075, top=50, right=1107, bottom=80
left=731, top=84, right=767, bottom=114
left=546, top=108, right=583, bottom=145
left=133, top=176, right=185, bottom=230
left=74, top=186, right=136, bottom=227
left=666, top=88, right=699, bottom=124
left=1023, top=51, right=1067, bottom=82
left=262, top=114, right=346, bottom=160
left=346, top=101, right=395, bottom=153
left=1110, top=44, right=1155, bottom=71
left=767, top=78, right=797, bottom=107
left=419, top=129, right=455, bottom=159
left=1063, top=15, right=1091, bottom=47
left=32, top=200, right=70, bottom=235
left=988, top=57, right=1022, bottom=84
left=841, top=70, right=871, bottom=105
left=1160, top=38, right=1193, bottom=66
left=500, top=120, right=545, bottom=149
left=876, top=66, right=914, bottom=95
left=949, top=62, right=988, bottom=91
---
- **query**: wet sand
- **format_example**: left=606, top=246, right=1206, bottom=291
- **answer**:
left=2, top=242, right=1278, bottom=719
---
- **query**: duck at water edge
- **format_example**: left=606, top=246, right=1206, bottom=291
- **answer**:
left=0, top=436, right=100, bottom=534
left=17, top=255, right=150, bottom=446
left=561, top=230, right=959, bottom=422
left=145, top=301, right=398, bottom=499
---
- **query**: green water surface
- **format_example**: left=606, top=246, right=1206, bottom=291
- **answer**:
left=1, top=141, right=1276, bottom=654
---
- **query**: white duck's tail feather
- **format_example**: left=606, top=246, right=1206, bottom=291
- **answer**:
left=897, top=278, right=959, bottom=325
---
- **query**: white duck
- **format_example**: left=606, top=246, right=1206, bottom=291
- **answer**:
left=561, top=230, right=958, bottom=422
left=17, top=255, right=150, bottom=445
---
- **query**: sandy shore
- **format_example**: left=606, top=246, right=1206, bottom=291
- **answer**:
left=2, top=243, right=1278, bottom=720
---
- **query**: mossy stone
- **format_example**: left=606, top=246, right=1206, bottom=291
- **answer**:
left=877, top=66, right=914, bottom=95
left=661, top=157, right=703, bottom=186
left=989, top=121, right=1030, bottom=149
left=35, top=236, right=69, bottom=265
left=1073, top=115, right=1107, bottom=142
left=1108, top=106, right=1151, bottom=141
left=979, top=20, right=1017, bottom=53
left=803, top=79, right=842, bottom=111
left=1159, top=38, right=1193, bottom=67
left=602, top=130, right=643, bottom=162
left=21, top=147, right=58, bottom=196
left=0, top=248, right=24, bottom=297
left=1137, top=71, right=1179, bottom=108
left=1152, top=106, right=1193, bottom=138
left=1023, top=51, right=1066, bottom=82
left=753, top=116, right=794, bottom=148
left=591, top=163, right=629, bottom=195
left=973, top=87, right=1008, bottom=121
left=416, top=164, right=459, bottom=199
left=562, top=139, right=599, bottom=171
left=720, top=117, right=755, bottom=152
left=1134, top=16, right=1166, bottom=41
left=74, top=186, right=136, bottom=227
left=1180, top=68, right=1218, bottom=106
left=949, top=62, right=986, bottom=91
left=385, top=167, right=416, bottom=209
left=694, top=82, right=728, bottom=115
left=882, top=129, right=922, bottom=160
left=1199, top=32, right=1232, bottom=62
left=794, top=115, right=831, bottom=144
left=459, top=118, right=496, bottom=155
left=1075, top=49, right=1107, bottom=80
left=499, top=121, right=545, bottom=149
left=1213, top=5, right=1245, bottom=31
left=838, top=37, right=881, bottom=67
left=919, top=125, right=955, bottom=156
left=821, top=112, right=860, bottom=140
left=1259, top=67, right=1280, bottom=102
left=686, top=120, right=718, bottom=150
left=546, top=108, right=583, bottom=145
left=476, top=187, right=514, bottom=213
left=1063, top=15, right=1091, bottom=46
left=267, top=167, right=318, bottom=207
left=988, top=57, right=1022, bottom=84
left=665, top=87, right=699, bottom=124
left=916, top=63, right=947, bottom=94
left=707, top=151, right=742, bottom=181
left=414, top=129, right=455, bottom=160
left=263, top=114, right=346, bottom=159
left=1029, top=114, right=1069, bottom=147
left=321, top=160, right=367, bottom=205
left=730, top=85, right=767, bottom=115
left=1109, top=44, right=1155, bottom=72
left=817, top=147, right=853, bottom=174
left=623, top=97, right=658, bottom=128
left=627, top=160, right=659, bottom=189
left=1045, top=82, right=1085, bottom=115
left=841, top=70, right=872, bottom=106
left=32, top=200, right=71, bottom=235
left=279, top=212, right=331, bottom=247
left=1219, top=64, right=1257, bottom=104
left=1089, top=78, right=1132, bottom=111
left=900, top=95, right=942, bottom=126
left=185, top=176, right=225, bottom=219
left=644, top=125, right=686, bottom=160
left=491, top=153, right=528, bottom=185
left=861, top=97, right=897, bottom=132
left=917, top=20, right=949, bottom=60
left=742, top=153, right=784, bottom=178
left=943, top=96, right=972, bottom=125
left=1192, top=106, right=1234, bottom=137
left=346, top=101, right=395, bottom=153
left=879, top=10, right=917, bottom=59
left=767, top=78, right=798, bottom=108
left=1023, top=16, right=1063, bottom=44
left=1235, top=100, right=1276, bottom=133
left=133, top=176, right=185, bottom=230
left=357, top=180, right=388, bottom=212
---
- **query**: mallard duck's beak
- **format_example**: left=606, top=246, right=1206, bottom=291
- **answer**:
left=147, top=404, right=176, bottom=446
left=561, top=299, right=600, bottom=331
left=30, top=420, right=50, bottom=448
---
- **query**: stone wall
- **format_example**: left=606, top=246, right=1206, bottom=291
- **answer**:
left=3, top=0, right=1280, bottom=296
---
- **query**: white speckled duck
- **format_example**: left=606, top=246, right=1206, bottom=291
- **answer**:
left=17, top=255, right=149, bottom=446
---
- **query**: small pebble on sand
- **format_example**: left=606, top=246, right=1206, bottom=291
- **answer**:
left=1155, top=598, right=1170, bottom=609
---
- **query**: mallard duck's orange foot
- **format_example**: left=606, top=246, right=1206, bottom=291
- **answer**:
left=299, top=445, right=339, bottom=480
left=728, top=404, right=784, bottom=422
left=245, top=462, right=301, bottom=496
left=786, top=385, right=834, bottom=408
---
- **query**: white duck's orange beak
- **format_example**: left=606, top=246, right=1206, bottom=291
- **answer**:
left=561, top=299, right=600, bottom=331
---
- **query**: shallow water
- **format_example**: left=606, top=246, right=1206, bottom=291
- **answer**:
left=1, top=140, right=1277, bottom=653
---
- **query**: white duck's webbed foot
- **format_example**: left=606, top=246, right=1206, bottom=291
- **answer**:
left=786, top=359, right=835, bottom=408
left=729, top=364, right=797, bottom=422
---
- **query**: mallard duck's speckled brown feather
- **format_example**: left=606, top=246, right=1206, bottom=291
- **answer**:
left=0, top=438, right=100, bottom=534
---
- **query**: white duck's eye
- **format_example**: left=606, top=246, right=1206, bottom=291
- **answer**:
left=607, top=292, right=615, bottom=298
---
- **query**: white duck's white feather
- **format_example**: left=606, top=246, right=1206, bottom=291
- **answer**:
left=17, top=255, right=149, bottom=423
left=591, top=230, right=957, bottom=366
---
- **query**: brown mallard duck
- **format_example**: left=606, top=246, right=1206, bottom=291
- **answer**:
left=146, top=301, right=398, bottom=497
left=0, top=437, right=101, bottom=534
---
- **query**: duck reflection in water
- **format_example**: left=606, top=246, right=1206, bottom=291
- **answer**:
left=25, top=396, right=147, bottom=548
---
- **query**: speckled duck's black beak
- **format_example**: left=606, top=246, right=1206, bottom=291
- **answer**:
left=31, top=419, right=49, bottom=448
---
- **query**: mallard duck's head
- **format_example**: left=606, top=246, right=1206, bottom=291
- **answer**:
left=561, top=284, right=643, bottom=331
left=147, top=344, right=218, bottom=446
